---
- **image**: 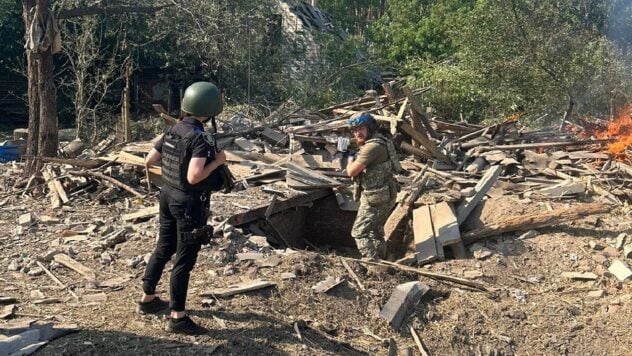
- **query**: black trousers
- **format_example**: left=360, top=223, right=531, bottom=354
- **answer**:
left=142, top=185, right=209, bottom=312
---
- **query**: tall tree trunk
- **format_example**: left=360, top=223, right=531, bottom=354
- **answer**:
left=22, top=0, right=39, bottom=176
left=36, top=0, right=58, bottom=157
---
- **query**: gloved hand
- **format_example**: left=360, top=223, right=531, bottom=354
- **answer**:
left=337, top=136, right=350, bottom=152
left=342, top=149, right=356, bottom=161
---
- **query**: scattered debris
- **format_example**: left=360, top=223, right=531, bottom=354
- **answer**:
left=561, top=272, right=599, bottom=281
left=200, top=280, right=276, bottom=298
left=311, top=276, right=345, bottom=293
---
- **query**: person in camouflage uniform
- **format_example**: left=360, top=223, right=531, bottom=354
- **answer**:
left=345, top=112, right=401, bottom=259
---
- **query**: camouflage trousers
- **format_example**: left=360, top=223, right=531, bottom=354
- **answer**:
left=351, top=192, right=396, bottom=259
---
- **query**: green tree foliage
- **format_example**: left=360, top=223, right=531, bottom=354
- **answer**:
left=452, top=0, right=631, bottom=122
left=369, top=0, right=632, bottom=123
left=369, top=0, right=475, bottom=62
left=0, top=0, right=24, bottom=77
left=1, top=0, right=629, bottom=128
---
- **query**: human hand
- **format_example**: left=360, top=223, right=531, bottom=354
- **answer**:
left=214, top=150, right=226, bottom=165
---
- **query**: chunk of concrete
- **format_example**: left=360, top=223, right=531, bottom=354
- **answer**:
left=18, top=213, right=34, bottom=226
left=587, top=290, right=605, bottom=299
left=608, top=260, right=632, bottom=282
left=379, top=281, right=430, bottom=329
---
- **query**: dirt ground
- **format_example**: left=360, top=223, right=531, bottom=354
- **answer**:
left=0, top=161, right=631, bottom=356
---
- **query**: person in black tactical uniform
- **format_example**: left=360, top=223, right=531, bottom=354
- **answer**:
left=136, top=82, right=226, bottom=335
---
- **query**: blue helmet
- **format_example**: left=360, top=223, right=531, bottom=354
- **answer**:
left=348, top=112, right=378, bottom=134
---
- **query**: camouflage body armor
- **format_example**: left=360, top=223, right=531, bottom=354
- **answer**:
left=351, top=133, right=400, bottom=259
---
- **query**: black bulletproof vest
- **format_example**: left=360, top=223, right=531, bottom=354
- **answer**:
left=161, top=128, right=221, bottom=192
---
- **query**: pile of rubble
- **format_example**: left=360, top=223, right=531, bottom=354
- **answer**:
left=6, top=83, right=632, bottom=272
left=2, top=83, right=632, bottom=354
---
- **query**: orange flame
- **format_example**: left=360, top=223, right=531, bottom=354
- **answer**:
left=594, top=105, right=632, bottom=158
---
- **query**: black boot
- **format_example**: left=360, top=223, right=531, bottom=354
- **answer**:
left=136, top=297, right=169, bottom=315
left=166, top=315, right=207, bottom=335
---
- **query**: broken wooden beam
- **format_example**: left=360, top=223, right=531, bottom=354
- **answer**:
left=409, top=326, right=430, bottom=356
left=68, top=170, right=144, bottom=198
left=122, top=205, right=159, bottom=222
left=353, top=258, right=494, bottom=292
left=21, top=155, right=102, bottom=169
left=400, top=142, right=433, bottom=160
left=402, top=86, right=438, bottom=139
left=53, top=254, right=97, bottom=282
left=340, top=258, right=365, bottom=291
left=227, top=189, right=331, bottom=226
left=462, top=203, right=612, bottom=242
left=476, top=139, right=613, bottom=152
left=456, top=165, right=502, bottom=224
left=399, top=122, right=450, bottom=162
left=384, top=172, right=430, bottom=243
left=200, top=280, right=276, bottom=298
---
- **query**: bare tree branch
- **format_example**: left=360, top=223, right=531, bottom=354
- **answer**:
left=57, top=5, right=171, bottom=19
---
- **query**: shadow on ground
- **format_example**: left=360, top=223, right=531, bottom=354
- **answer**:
left=36, top=310, right=368, bottom=356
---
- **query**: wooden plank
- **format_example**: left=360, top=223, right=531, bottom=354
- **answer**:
left=430, top=202, right=461, bottom=246
left=41, top=165, right=61, bottom=209
left=286, top=161, right=342, bottom=189
left=399, top=122, right=450, bottom=162
left=200, top=280, right=276, bottom=298
left=117, top=151, right=161, bottom=176
left=289, top=154, right=335, bottom=170
left=225, top=150, right=280, bottom=164
left=412, top=206, right=438, bottom=264
left=227, top=189, right=331, bottom=226
left=477, top=139, right=612, bottom=152
left=311, top=276, right=345, bottom=293
left=261, top=127, right=288, bottom=146
left=122, top=205, right=159, bottom=222
left=409, top=326, right=430, bottom=356
left=340, top=259, right=365, bottom=291
left=23, top=156, right=102, bottom=168
left=53, top=253, right=96, bottom=281
left=233, top=137, right=260, bottom=152
left=402, top=86, right=438, bottom=139
left=332, top=108, right=401, bottom=126
left=384, top=173, right=430, bottom=242
left=356, top=258, right=493, bottom=292
left=47, top=165, right=69, bottom=203
left=456, top=165, right=502, bottom=225
left=400, top=142, right=433, bottom=160
left=68, top=170, right=144, bottom=198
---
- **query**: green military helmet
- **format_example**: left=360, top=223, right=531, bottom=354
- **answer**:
left=181, top=81, right=223, bottom=117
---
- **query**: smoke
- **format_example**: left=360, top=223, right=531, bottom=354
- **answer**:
left=607, top=0, right=632, bottom=57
